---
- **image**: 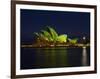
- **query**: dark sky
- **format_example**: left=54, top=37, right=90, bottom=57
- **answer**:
left=21, top=9, right=90, bottom=44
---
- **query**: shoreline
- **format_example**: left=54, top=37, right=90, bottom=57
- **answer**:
left=21, top=44, right=90, bottom=48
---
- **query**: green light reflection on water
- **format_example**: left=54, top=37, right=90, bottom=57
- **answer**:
left=35, top=47, right=68, bottom=68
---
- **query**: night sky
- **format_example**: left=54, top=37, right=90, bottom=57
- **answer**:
left=21, top=9, right=90, bottom=44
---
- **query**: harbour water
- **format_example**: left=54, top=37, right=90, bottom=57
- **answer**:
left=21, top=47, right=90, bottom=69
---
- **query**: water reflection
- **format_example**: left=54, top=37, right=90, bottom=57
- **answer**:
left=35, top=47, right=67, bottom=68
left=21, top=47, right=90, bottom=69
left=81, top=47, right=88, bottom=66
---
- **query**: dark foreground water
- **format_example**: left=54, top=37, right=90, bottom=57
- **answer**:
left=21, top=47, right=90, bottom=69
